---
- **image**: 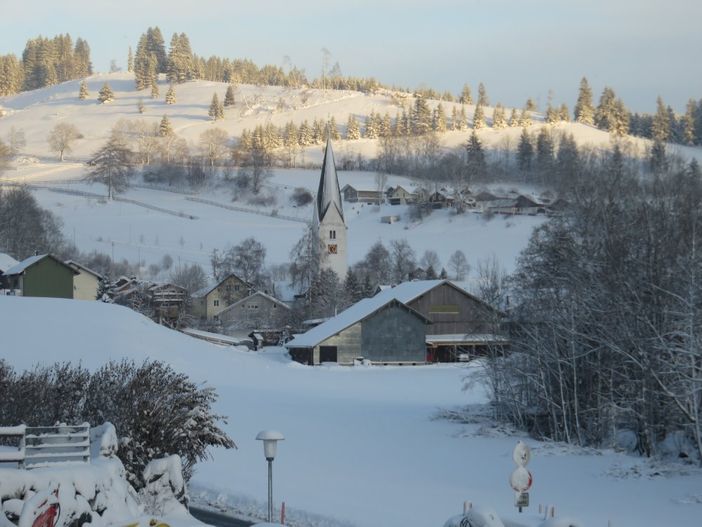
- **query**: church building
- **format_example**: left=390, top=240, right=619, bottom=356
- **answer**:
left=315, top=137, right=348, bottom=279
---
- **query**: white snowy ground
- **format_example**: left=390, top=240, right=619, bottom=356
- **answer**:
left=2, top=164, right=544, bottom=279
left=1, top=296, right=701, bottom=527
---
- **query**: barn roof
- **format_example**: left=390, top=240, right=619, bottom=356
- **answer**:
left=373, top=279, right=505, bottom=316
left=286, top=296, right=429, bottom=349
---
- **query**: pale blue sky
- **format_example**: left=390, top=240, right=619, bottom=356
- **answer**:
left=2, top=0, right=700, bottom=112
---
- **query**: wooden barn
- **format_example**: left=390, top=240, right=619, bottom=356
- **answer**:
left=286, top=297, right=430, bottom=365
left=372, top=280, right=507, bottom=362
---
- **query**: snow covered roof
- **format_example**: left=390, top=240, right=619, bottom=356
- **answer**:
left=218, top=290, right=290, bottom=315
left=66, top=260, right=104, bottom=279
left=316, top=137, right=344, bottom=223
left=0, top=253, right=19, bottom=274
left=192, top=273, right=251, bottom=298
left=3, top=254, right=77, bottom=276
left=372, top=279, right=503, bottom=315
left=3, top=254, right=47, bottom=275
left=286, top=296, right=429, bottom=349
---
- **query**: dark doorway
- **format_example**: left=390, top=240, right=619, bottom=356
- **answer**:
left=319, top=346, right=338, bottom=363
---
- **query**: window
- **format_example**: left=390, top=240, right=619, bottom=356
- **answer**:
left=234, top=285, right=240, bottom=291
left=213, top=299, right=220, bottom=307
left=330, top=230, right=336, bottom=240
left=429, top=304, right=459, bottom=314
left=328, top=244, right=338, bottom=254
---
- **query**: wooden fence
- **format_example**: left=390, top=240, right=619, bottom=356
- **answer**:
left=0, top=424, right=90, bottom=469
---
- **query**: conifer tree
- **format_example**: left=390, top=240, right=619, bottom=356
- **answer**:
left=477, top=82, right=489, bottom=107
left=459, top=84, right=473, bottom=105
left=610, top=99, right=629, bottom=137
left=137, top=99, right=145, bottom=114
left=151, top=79, right=160, bottom=99
left=493, top=104, right=507, bottom=129
left=208, top=93, right=223, bottom=121
left=364, top=112, right=378, bottom=139
left=535, top=127, right=555, bottom=182
left=545, top=103, right=558, bottom=125
left=518, top=108, right=532, bottom=127
left=473, top=104, right=486, bottom=130
left=465, top=131, right=487, bottom=181
left=97, top=82, right=114, bottom=104
left=433, top=103, right=447, bottom=132
left=458, top=106, right=468, bottom=131
left=652, top=96, right=671, bottom=143
left=223, top=85, right=235, bottom=107
left=380, top=113, right=392, bottom=137
left=127, top=46, right=133, bottom=72
left=78, top=80, right=89, bottom=100
left=165, top=84, right=176, bottom=104
left=517, top=128, right=534, bottom=173
left=346, top=115, right=360, bottom=140
left=595, top=87, right=617, bottom=131
left=329, top=117, right=341, bottom=140
left=412, top=96, right=432, bottom=135
left=509, top=108, right=519, bottom=127
left=525, top=97, right=537, bottom=112
left=559, top=103, right=570, bottom=122
left=298, top=120, right=313, bottom=145
left=159, top=115, right=173, bottom=137
left=450, top=107, right=459, bottom=131
left=683, top=99, right=696, bottom=145
left=574, top=77, right=595, bottom=125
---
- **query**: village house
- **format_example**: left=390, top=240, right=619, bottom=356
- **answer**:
left=387, top=185, right=417, bottom=205
left=148, top=283, right=188, bottom=326
left=217, top=291, right=291, bottom=331
left=66, top=260, right=103, bottom=300
left=192, top=274, right=253, bottom=320
left=341, top=184, right=384, bottom=205
left=1, top=254, right=77, bottom=299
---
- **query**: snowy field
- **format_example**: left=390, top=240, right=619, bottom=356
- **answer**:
left=3, top=163, right=545, bottom=279
left=1, top=296, right=701, bottom=527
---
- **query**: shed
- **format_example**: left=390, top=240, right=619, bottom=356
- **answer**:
left=286, top=297, right=430, bottom=365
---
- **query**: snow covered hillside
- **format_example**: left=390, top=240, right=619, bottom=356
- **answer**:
left=2, top=72, right=701, bottom=164
left=2, top=296, right=701, bottom=527
left=15, top=170, right=543, bottom=275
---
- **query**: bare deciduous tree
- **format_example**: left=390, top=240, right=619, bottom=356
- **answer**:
left=48, top=122, right=82, bottom=161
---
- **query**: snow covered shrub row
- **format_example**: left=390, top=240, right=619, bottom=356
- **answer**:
left=0, top=359, right=235, bottom=490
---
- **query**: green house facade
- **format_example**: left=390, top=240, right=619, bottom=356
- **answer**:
left=3, top=254, right=77, bottom=299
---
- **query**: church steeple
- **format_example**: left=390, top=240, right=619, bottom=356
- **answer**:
left=314, top=136, right=348, bottom=279
left=316, top=137, right=344, bottom=224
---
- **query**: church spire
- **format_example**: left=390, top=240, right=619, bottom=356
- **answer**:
left=314, top=135, right=347, bottom=279
left=316, top=136, right=344, bottom=224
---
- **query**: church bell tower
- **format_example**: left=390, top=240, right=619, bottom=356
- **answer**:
left=315, top=137, right=348, bottom=279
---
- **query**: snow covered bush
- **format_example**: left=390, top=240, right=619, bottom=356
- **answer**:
left=0, top=360, right=236, bottom=491
left=139, top=455, right=187, bottom=515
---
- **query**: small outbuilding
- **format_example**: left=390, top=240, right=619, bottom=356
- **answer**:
left=286, top=297, right=430, bottom=365
left=218, top=291, right=291, bottom=330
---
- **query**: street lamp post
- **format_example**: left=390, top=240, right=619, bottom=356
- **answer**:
left=256, top=430, right=285, bottom=523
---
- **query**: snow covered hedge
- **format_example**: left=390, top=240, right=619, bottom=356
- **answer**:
left=0, top=359, right=236, bottom=489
